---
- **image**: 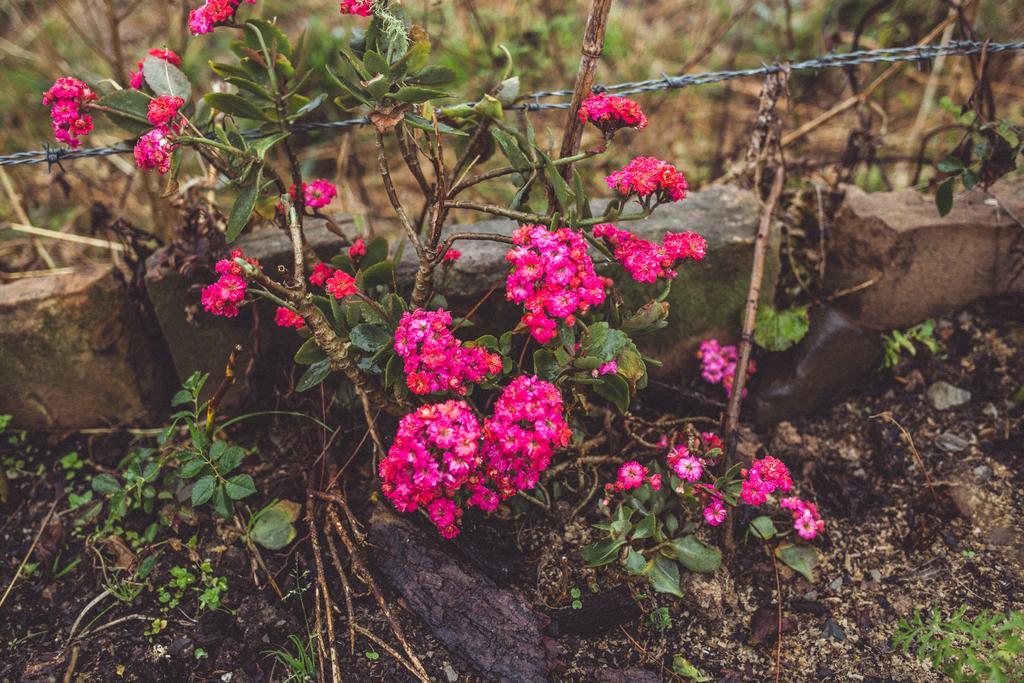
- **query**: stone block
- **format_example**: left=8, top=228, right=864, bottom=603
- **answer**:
left=826, top=176, right=1024, bottom=330
left=0, top=266, right=173, bottom=429
left=144, top=217, right=349, bottom=401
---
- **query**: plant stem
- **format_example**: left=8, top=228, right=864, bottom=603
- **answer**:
left=557, top=0, right=614, bottom=181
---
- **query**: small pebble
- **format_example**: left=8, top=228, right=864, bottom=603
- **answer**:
left=983, top=403, right=999, bottom=420
left=444, top=663, right=458, bottom=682
left=926, top=381, right=972, bottom=411
left=973, top=465, right=993, bottom=482
left=829, top=577, right=843, bottom=592
left=935, top=432, right=969, bottom=452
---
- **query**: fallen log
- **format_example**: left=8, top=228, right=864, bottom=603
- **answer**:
left=368, top=507, right=554, bottom=683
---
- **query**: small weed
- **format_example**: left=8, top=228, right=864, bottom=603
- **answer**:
left=570, top=586, right=583, bottom=610
left=882, top=320, right=941, bottom=369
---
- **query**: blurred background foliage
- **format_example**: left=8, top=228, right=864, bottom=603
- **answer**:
left=0, top=0, right=1022, bottom=271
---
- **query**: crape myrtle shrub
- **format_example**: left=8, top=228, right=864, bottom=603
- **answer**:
left=46, top=0, right=822, bottom=593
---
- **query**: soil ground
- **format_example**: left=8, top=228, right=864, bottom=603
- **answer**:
left=1, top=296, right=1022, bottom=682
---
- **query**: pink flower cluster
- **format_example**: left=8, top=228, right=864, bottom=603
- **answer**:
left=147, top=95, right=186, bottom=132
left=309, top=263, right=335, bottom=286
left=379, top=401, right=483, bottom=538
left=134, top=129, right=176, bottom=175
left=781, top=497, right=825, bottom=540
left=275, top=307, right=305, bottom=329
left=380, top=376, right=569, bottom=537
left=593, top=223, right=706, bottom=283
left=698, top=339, right=755, bottom=397
left=606, top=156, right=688, bottom=203
left=578, top=93, right=648, bottom=136
left=480, top=375, right=572, bottom=498
left=43, top=77, right=97, bottom=148
left=340, top=0, right=373, bottom=15
left=290, top=179, right=338, bottom=209
left=505, top=225, right=607, bottom=344
left=201, top=249, right=259, bottom=317
left=605, top=461, right=662, bottom=495
left=325, top=270, right=358, bottom=299
left=189, top=0, right=256, bottom=35
left=740, top=456, right=793, bottom=506
left=348, top=238, right=367, bottom=260
left=130, top=49, right=182, bottom=89
left=668, top=445, right=703, bottom=482
left=393, top=309, right=503, bottom=396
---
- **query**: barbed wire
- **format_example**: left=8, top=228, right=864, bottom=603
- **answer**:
left=3, top=39, right=1021, bottom=168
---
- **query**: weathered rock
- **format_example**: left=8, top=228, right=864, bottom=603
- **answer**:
left=0, top=266, right=173, bottom=429
left=935, top=432, right=969, bottom=453
left=368, top=507, right=552, bottom=683
left=826, top=175, right=1024, bottom=330
left=144, top=217, right=348, bottom=401
left=405, top=184, right=772, bottom=378
left=926, top=381, right=972, bottom=411
left=749, top=306, right=883, bottom=426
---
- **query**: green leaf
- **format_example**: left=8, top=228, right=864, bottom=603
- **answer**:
left=775, top=544, right=818, bottom=582
left=178, top=457, right=205, bottom=479
left=191, top=475, right=216, bottom=506
left=749, top=516, right=777, bottom=540
left=594, top=373, right=631, bottom=412
left=250, top=500, right=301, bottom=550
left=360, top=237, right=390, bottom=269
left=403, top=113, right=467, bottom=135
left=391, top=86, right=452, bottom=103
left=363, top=50, right=390, bottom=76
left=295, top=337, right=328, bottom=365
left=297, top=358, right=332, bottom=393
left=360, top=260, right=395, bottom=290
left=245, top=19, right=292, bottom=58
left=622, top=547, right=647, bottom=575
left=143, top=55, right=192, bottom=102
left=225, top=474, right=257, bottom=500
left=542, top=153, right=574, bottom=214
left=937, top=156, right=964, bottom=173
left=580, top=538, right=625, bottom=567
left=204, top=92, right=269, bottom=121
left=350, top=324, right=392, bottom=353
left=411, top=65, right=456, bottom=86
left=753, top=305, right=810, bottom=352
left=533, top=349, right=560, bottom=382
left=225, top=170, right=262, bottom=243
left=97, top=89, right=152, bottom=134
left=671, top=535, right=722, bottom=573
left=211, top=484, right=233, bottom=518
left=631, top=513, right=658, bottom=541
left=936, top=178, right=955, bottom=217
left=91, top=474, right=121, bottom=495
left=250, top=132, right=290, bottom=159
left=672, top=655, right=712, bottom=682
left=217, top=446, right=245, bottom=472
left=646, top=556, right=684, bottom=597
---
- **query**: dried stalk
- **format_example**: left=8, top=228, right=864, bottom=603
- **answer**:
left=557, top=0, right=614, bottom=181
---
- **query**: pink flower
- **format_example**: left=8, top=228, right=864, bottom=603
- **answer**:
left=697, top=339, right=755, bottom=398
left=781, top=497, right=824, bottom=540
left=215, top=248, right=260, bottom=277
left=325, top=270, right=358, bottom=299
left=593, top=359, right=618, bottom=377
left=275, top=307, right=305, bottom=329
left=394, top=309, right=502, bottom=396
left=309, top=263, right=336, bottom=286
left=648, top=473, right=663, bottom=490
left=134, top=129, right=176, bottom=174
left=291, top=179, right=338, bottom=209
left=189, top=0, right=257, bottom=35
left=702, top=432, right=723, bottom=453
left=130, top=49, right=182, bottom=89
left=605, top=156, right=688, bottom=203
left=505, top=225, right=606, bottom=343
left=703, top=501, right=727, bottom=526
left=379, top=401, right=482, bottom=537
left=593, top=223, right=706, bottom=283
left=443, top=249, right=462, bottom=264
left=348, top=238, right=367, bottom=259
left=670, top=452, right=703, bottom=483
left=201, top=274, right=247, bottom=317
left=481, top=376, right=571, bottom=497
left=615, top=461, right=648, bottom=491
left=147, top=95, right=185, bottom=129
left=339, top=0, right=373, bottom=16
left=43, top=77, right=97, bottom=148
left=578, top=93, right=648, bottom=136
left=740, top=456, right=793, bottom=506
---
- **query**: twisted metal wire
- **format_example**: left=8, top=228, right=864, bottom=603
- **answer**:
left=3, top=39, right=1021, bottom=168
